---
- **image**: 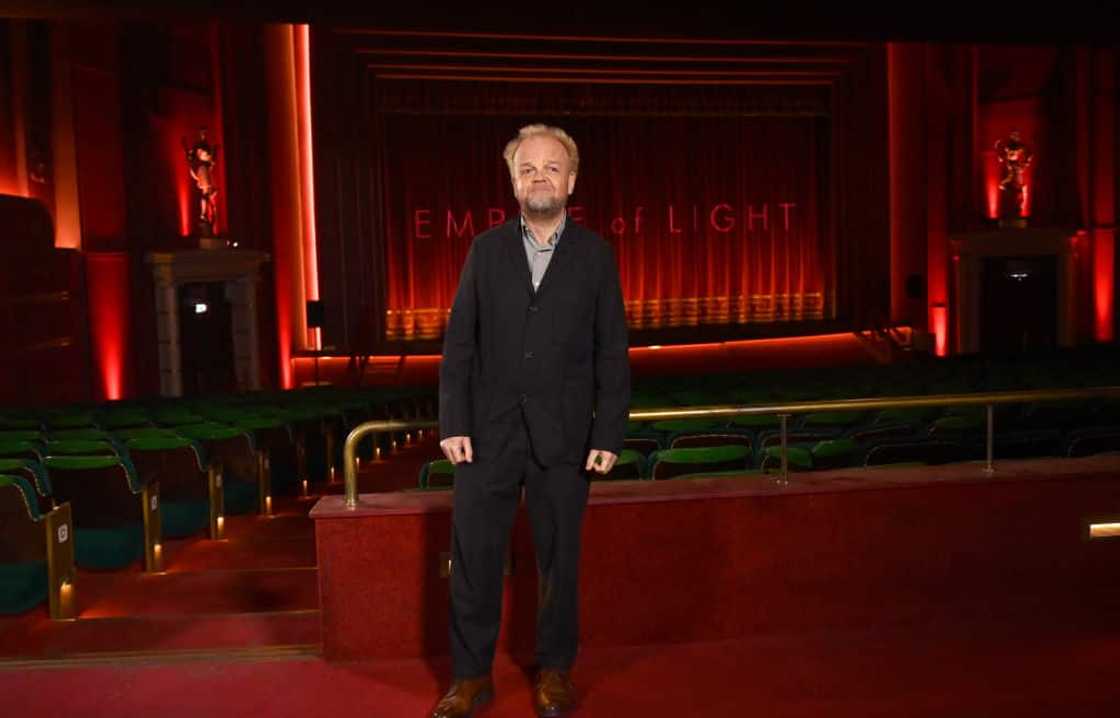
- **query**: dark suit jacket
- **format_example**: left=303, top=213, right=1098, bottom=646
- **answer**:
left=439, top=217, right=631, bottom=466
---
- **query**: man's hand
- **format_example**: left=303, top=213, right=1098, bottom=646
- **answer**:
left=440, top=436, right=474, bottom=464
left=584, top=449, right=617, bottom=474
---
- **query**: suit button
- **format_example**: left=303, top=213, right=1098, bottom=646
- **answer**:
left=519, top=393, right=528, bottom=405
left=528, top=304, right=540, bottom=312
left=524, top=351, right=534, bottom=359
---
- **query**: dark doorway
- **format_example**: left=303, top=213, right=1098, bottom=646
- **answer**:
left=980, top=256, right=1058, bottom=354
left=178, top=282, right=236, bottom=395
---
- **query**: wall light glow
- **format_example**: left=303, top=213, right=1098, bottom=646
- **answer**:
left=85, top=252, right=131, bottom=400
left=930, top=304, right=948, bottom=358
left=1089, top=522, right=1120, bottom=539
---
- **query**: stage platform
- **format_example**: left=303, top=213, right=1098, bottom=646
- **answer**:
left=311, top=455, right=1120, bottom=661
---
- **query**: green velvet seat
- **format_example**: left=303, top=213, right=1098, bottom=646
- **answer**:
left=233, top=417, right=299, bottom=494
left=0, top=475, right=49, bottom=614
left=126, top=436, right=211, bottom=539
left=0, top=430, right=45, bottom=443
left=0, top=439, right=43, bottom=462
left=152, top=408, right=207, bottom=427
left=45, top=439, right=119, bottom=457
left=49, top=428, right=113, bottom=441
left=45, top=412, right=97, bottom=430
left=599, top=448, right=646, bottom=480
left=928, top=413, right=985, bottom=435
left=810, top=437, right=861, bottom=469
left=760, top=445, right=814, bottom=472
left=418, top=459, right=455, bottom=489
left=667, top=468, right=765, bottom=481
left=0, top=458, right=52, bottom=515
left=862, top=441, right=968, bottom=466
left=43, top=455, right=146, bottom=570
left=873, top=407, right=940, bottom=426
left=113, top=427, right=182, bottom=441
left=669, top=432, right=753, bottom=451
left=0, top=416, right=42, bottom=431
left=801, top=411, right=867, bottom=428
left=97, top=410, right=152, bottom=430
left=649, top=444, right=752, bottom=480
left=175, top=424, right=259, bottom=515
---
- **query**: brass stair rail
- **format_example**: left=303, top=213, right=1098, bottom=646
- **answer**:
left=342, top=386, right=1120, bottom=507
left=343, top=419, right=439, bottom=508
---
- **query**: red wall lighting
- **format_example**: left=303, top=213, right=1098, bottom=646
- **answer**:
left=85, top=252, right=131, bottom=400
left=930, top=303, right=949, bottom=358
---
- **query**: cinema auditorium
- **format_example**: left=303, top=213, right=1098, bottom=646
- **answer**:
left=1, top=3, right=1118, bottom=716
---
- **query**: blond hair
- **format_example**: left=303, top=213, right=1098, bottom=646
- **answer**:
left=502, top=124, right=580, bottom=176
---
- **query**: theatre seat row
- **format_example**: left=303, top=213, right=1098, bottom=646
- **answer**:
left=622, top=405, right=1120, bottom=472
left=628, top=345, right=1120, bottom=415
left=417, top=445, right=754, bottom=487
left=0, top=387, right=437, bottom=618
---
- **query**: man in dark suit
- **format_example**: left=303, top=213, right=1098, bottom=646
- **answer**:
left=431, top=124, right=631, bottom=718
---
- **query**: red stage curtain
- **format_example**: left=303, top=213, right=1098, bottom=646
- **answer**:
left=379, top=105, right=831, bottom=342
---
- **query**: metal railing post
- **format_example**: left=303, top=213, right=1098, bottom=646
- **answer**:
left=779, top=413, right=790, bottom=484
left=985, top=404, right=995, bottom=474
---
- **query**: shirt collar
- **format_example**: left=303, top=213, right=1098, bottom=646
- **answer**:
left=520, top=212, right=566, bottom=249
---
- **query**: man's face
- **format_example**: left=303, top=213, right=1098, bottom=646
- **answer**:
left=512, top=135, right=577, bottom=217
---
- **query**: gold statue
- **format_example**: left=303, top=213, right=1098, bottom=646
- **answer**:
left=184, top=128, right=220, bottom=237
left=995, top=130, right=1032, bottom=227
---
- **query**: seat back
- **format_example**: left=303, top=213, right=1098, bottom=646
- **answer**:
left=177, top=424, right=255, bottom=484
left=863, top=441, right=967, bottom=467
left=669, top=433, right=752, bottom=450
left=44, top=456, right=141, bottom=528
left=0, top=458, right=53, bottom=515
left=622, top=437, right=661, bottom=456
left=419, top=459, right=455, bottom=489
left=0, top=474, right=44, bottom=563
left=45, top=439, right=118, bottom=456
left=810, top=438, right=861, bottom=470
left=600, top=449, right=645, bottom=480
left=650, top=445, right=751, bottom=480
left=126, top=436, right=208, bottom=502
left=1066, top=429, right=1120, bottom=458
left=0, top=439, right=42, bottom=462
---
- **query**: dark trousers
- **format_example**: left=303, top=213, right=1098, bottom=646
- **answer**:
left=449, top=411, right=590, bottom=679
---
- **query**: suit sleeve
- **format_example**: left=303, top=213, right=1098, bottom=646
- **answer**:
left=439, top=239, right=480, bottom=440
left=589, top=243, right=631, bottom=455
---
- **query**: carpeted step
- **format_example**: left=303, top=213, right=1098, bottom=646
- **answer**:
left=75, top=567, right=319, bottom=618
left=0, top=609, right=320, bottom=660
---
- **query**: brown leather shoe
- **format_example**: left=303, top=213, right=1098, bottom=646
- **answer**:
left=533, top=669, right=577, bottom=717
left=430, top=675, right=494, bottom=718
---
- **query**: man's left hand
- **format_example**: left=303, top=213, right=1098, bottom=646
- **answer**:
left=584, top=449, right=618, bottom=474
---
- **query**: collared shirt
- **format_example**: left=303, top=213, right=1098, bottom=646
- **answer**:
left=521, top=213, right=565, bottom=291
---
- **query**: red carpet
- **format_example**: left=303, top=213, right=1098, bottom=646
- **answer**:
left=0, top=495, right=322, bottom=660
left=3, top=615, right=1119, bottom=716
left=0, top=438, right=441, bottom=661
left=5, top=439, right=1120, bottom=716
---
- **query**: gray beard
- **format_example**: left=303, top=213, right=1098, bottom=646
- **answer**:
left=522, top=193, right=567, bottom=219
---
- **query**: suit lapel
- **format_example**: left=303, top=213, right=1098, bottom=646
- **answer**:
left=502, top=220, right=534, bottom=299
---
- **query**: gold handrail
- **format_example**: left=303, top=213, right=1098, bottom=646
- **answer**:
left=343, top=419, right=438, bottom=508
left=341, top=386, right=1120, bottom=508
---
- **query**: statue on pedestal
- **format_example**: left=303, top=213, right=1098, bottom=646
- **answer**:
left=995, top=130, right=1032, bottom=228
left=184, top=128, right=220, bottom=240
